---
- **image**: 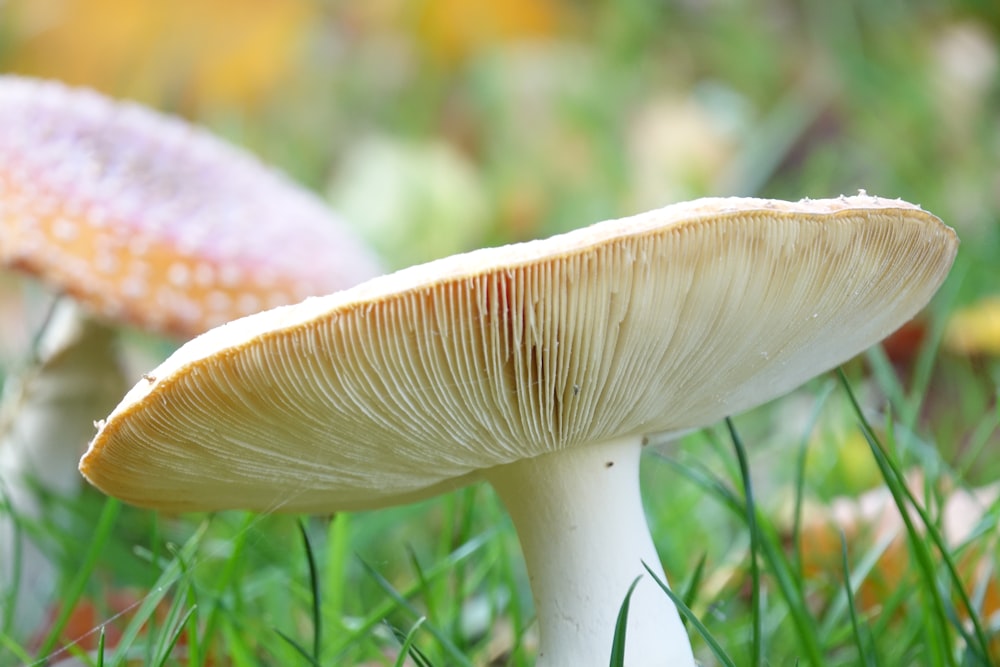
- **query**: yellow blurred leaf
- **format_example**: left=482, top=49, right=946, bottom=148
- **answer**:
left=944, top=295, right=1000, bottom=356
left=3, top=0, right=312, bottom=112
left=414, top=0, right=562, bottom=64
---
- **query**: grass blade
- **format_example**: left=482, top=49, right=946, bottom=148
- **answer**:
left=151, top=606, right=196, bottom=667
left=840, top=531, right=878, bottom=667
left=387, top=618, right=434, bottom=667
left=680, top=552, right=708, bottom=611
left=329, top=530, right=493, bottom=659
left=609, top=575, right=641, bottom=667
left=791, top=380, right=834, bottom=577
left=297, top=519, right=322, bottom=662
left=275, top=629, right=321, bottom=667
left=358, top=557, right=473, bottom=667
left=198, top=512, right=254, bottom=664
left=818, top=527, right=895, bottom=637
left=324, top=512, right=352, bottom=637
left=642, top=561, right=737, bottom=667
left=394, top=619, right=429, bottom=667
left=96, top=628, right=105, bottom=667
left=663, top=453, right=825, bottom=664
left=837, top=368, right=990, bottom=664
left=107, top=520, right=207, bottom=667
left=36, top=497, right=121, bottom=660
left=726, top=417, right=762, bottom=667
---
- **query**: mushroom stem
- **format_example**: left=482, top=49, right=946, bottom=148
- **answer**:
left=0, top=299, right=126, bottom=636
left=485, top=437, right=696, bottom=667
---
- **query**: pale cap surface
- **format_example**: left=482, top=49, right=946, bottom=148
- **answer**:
left=81, top=195, right=958, bottom=512
left=0, top=76, right=382, bottom=338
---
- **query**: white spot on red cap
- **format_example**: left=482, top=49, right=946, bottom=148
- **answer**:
left=52, top=217, right=79, bottom=241
left=193, top=262, right=214, bottom=287
left=235, top=293, right=260, bottom=314
left=206, top=291, right=232, bottom=313
left=167, top=262, right=191, bottom=288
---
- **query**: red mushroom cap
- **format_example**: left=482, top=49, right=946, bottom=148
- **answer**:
left=0, top=76, right=382, bottom=338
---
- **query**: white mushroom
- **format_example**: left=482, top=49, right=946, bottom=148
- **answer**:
left=81, top=195, right=957, bottom=665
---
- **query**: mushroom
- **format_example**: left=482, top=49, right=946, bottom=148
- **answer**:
left=0, top=75, right=382, bottom=337
left=0, top=75, right=382, bottom=635
left=81, top=195, right=957, bottom=665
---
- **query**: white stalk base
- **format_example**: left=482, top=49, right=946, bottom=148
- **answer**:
left=486, top=437, right=696, bottom=667
left=0, top=300, right=126, bottom=636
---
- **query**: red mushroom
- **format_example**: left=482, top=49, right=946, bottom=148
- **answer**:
left=0, top=75, right=382, bottom=636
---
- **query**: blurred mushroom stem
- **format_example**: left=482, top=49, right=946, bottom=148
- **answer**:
left=486, top=436, right=696, bottom=667
left=0, top=299, right=127, bottom=636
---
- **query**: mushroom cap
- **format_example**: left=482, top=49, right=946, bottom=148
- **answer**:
left=80, top=195, right=958, bottom=513
left=0, top=76, right=382, bottom=339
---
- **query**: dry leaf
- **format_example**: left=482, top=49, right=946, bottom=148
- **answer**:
left=794, top=473, right=1000, bottom=627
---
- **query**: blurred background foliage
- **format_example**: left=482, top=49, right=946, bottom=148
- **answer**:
left=1, top=0, right=999, bottom=664
left=2, top=0, right=997, bottom=269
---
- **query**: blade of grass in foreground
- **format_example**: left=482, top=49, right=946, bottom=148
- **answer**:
left=818, top=526, right=895, bottom=638
left=791, top=380, right=835, bottom=578
left=654, top=450, right=825, bottom=664
left=329, top=530, right=493, bottom=659
left=641, top=562, right=737, bottom=667
left=275, top=630, right=321, bottom=667
left=840, top=531, right=879, bottom=667
left=275, top=521, right=325, bottom=667
left=150, top=605, right=196, bottom=667
left=406, top=546, right=437, bottom=636
left=0, top=632, right=32, bottom=666
left=323, top=512, right=352, bottom=637
left=35, top=497, right=121, bottom=661
left=358, top=557, right=473, bottom=667
left=198, top=512, right=255, bottom=661
left=609, top=576, right=642, bottom=667
left=0, top=482, right=24, bottom=641
left=96, top=628, right=105, bottom=667
left=489, top=510, right=531, bottom=667
left=679, top=552, right=708, bottom=612
left=106, top=520, right=208, bottom=667
left=726, top=417, right=762, bottom=667
left=298, top=519, right=322, bottom=662
left=146, top=544, right=196, bottom=666
left=395, top=620, right=431, bottom=667
left=387, top=618, right=434, bottom=667
left=837, top=369, right=991, bottom=664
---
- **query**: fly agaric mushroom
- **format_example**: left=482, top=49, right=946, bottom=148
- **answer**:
left=0, top=75, right=382, bottom=635
left=81, top=195, right=957, bottom=665
left=0, top=75, right=381, bottom=336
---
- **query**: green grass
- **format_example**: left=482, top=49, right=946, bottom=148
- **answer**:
left=2, top=1, right=1000, bottom=665
left=3, top=352, right=995, bottom=665
left=1, top=345, right=997, bottom=667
